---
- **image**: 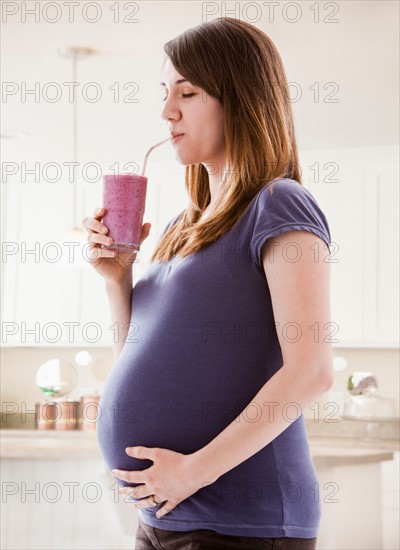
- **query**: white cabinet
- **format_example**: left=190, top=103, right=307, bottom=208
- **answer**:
left=301, top=146, right=399, bottom=347
left=1, top=181, right=112, bottom=346
left=381, top=451, right=400, bottom=549
left=304, top=161, right=365, bottom=344
left=1, top=182, right=82, bottom=346
left=363, top=161, right=399, bottom=344
left=315, top=458, right=387, bottom=549
left=1, top=456, right=136, bottom=550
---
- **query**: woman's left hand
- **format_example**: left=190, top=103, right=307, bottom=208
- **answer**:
left=112, top=446, right=208, bottom=519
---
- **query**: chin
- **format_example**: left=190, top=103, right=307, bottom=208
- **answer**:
left=174, top=152, right=201, bottom=166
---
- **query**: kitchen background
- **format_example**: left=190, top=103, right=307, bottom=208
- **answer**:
left=1, top=1, right=399, bottom=549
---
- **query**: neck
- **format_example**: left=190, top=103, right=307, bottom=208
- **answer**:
left=202, top=160, right=230, bottom=207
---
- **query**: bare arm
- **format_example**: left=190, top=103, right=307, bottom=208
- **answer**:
left=105, top=275, right=134, bottom=360
left=191, top=230, right=334, bottom=483
left=82, top=207, right=152, bottom=360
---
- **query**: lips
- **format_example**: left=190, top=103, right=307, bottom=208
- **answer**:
left=171, top=133, right=185, bottom=144
left=171, top=132, right=184, bottom=140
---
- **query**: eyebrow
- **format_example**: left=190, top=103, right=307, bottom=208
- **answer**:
left=160, top=79, right=189, bottom=87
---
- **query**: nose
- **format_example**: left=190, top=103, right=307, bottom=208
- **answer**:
left=161, top=95, right=181, bottom=123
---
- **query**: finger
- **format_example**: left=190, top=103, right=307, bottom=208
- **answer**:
left=119, top=485, right=146, bottom=500
left=87, top=231, right=113, bottom=247
left=93, top=207, right=105, bottom=219
left=140, top=223, right=151, bottom=244
left=125, top=446, right=157, bottom=460
left=111, top=468, right=146, bottom=484
left=135, top=497, right=160, bottom=509
left=82, top=209, right=109, bottom=235
left=156, top=501, right=175, bottom=519
left=86, top=244, right=115, bottom=262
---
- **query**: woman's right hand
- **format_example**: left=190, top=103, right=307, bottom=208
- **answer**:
left=82, top=207, right=151, bottom=286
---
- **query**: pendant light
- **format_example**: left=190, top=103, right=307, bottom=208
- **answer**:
left=58, top=46, right=96, bottom=268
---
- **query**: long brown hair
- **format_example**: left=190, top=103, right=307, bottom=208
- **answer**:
left=150, top=17, right=302, bottom=263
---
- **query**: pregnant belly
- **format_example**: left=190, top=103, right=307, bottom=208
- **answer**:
left=96, top=350, right=257, bottom=484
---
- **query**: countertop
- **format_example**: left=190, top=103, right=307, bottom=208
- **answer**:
left=305, top=416, right=399, bottom=444
left=1, top=416, right=398, bottom=465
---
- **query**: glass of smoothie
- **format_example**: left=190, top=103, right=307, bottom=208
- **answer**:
left=101, top=174, right=147, bottom=254
left=100, top=137, right=171, bottom=254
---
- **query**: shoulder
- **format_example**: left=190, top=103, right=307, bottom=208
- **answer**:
left=254, top=178, right=328, bottom=222
left=256, top=178, right=309, bottom=204
left=251, top=178, right=316, bottom=224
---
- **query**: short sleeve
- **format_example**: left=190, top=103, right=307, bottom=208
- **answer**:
left=250, top=179, right=332, bottom=269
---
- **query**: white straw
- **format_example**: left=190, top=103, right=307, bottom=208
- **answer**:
left=141, top=137, right=172, bottom=176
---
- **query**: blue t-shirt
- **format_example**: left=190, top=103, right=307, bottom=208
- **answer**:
left=96, top=178, right=331, bottom=538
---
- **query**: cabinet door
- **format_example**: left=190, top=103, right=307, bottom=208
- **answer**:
left=304, top=159, right=365, bottom=345
left=302, top=149, right=399, bottom=347
left=1, top=183, right=81, bottom=346
left=381, top=451, right=400, bottom=549
left=363, top=160, right=399, bottom=344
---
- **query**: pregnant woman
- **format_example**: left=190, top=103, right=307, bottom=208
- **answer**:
left=83, top=17, right=333, bottom=550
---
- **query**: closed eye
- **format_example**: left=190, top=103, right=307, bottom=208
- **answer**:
left=161, top=93, right=196, bottom=102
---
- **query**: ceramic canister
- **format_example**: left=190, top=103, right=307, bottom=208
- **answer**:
left=54, top=400, right=80, bottom=430
left=35, top=402, right=57, bottom=430
left=79, top=394, right=101, bottom=431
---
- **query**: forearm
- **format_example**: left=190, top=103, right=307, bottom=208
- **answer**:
left=192, top=363, right=332, bottom=483
left=105, top=276, right=133, bottom=359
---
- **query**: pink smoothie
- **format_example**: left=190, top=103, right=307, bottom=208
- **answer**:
left=101, top=174, right=148, bottom=253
